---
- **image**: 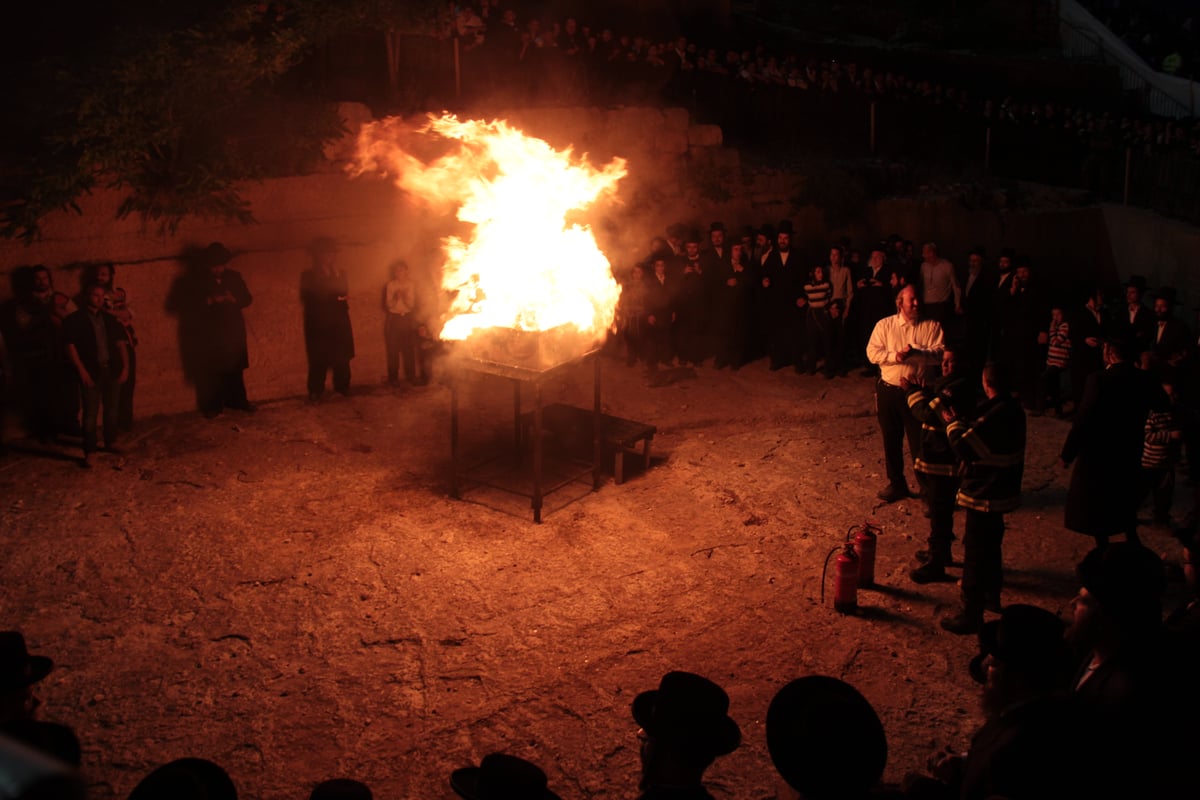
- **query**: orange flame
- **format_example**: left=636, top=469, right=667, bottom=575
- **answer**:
left=352, top=113, right=626, bottom=341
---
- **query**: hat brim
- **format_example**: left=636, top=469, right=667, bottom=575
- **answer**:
left=449, top=767, right=561, bottom=800
left=631, top=689, right=741, bottom=757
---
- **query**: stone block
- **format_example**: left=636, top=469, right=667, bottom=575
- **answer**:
left=687, top=124, right=724, bottom=147
left=662, top=107, right=691, bottom=133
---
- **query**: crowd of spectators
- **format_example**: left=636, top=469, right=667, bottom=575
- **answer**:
left=427, top=2, right=1200, bottom=211
left=1080, top=0, right=1200, bottom=77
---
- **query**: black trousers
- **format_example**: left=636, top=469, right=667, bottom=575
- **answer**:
left=79, top=365, right=121, bottom=453
left=961, top=509, right=1005, bottom=613
left=385, top=313, right=417, bottom=383
left=876, top=380, right=922, bottom=490
left=198, top=367, right=249, bottom=414
left=308, top=358, right=351, bottom=397
left=924, top=473, right=959, bottom=564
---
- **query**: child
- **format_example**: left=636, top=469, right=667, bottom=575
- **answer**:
left=1141, top=381, right=1182, bottom=526
left=1036, top=301, right=1070, bottom=415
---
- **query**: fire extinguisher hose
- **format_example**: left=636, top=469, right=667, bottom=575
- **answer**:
left=819, top=544, right=843, bottom=604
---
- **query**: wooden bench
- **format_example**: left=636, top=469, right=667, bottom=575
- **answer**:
left=520, top=403, right=656, bottom=485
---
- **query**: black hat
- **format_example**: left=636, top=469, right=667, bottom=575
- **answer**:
left=1123, top=274, right=1148, bottom=291
left=758, top=223, right=777, bottom=239
left=968, top=244, right=987, bottom=258
left=127, top=758, right=237, bottom=800
left=450, top=753, right=561, bottom=800
left=766, top=676, right=886, bottom=798
left=999, top=247, right=1016, bottom=261
left=201, top=242, right=233, bottom=269
left=632, top=671, right=741, bottom=758
left=684, top=228, right=702, bottom=245
left=1155, top=286, right=1178, bottom=306
left=777, top=219, right=795, bottom=235
left=310, top=778, right=373, bottom=800
left=968, top=604, right=1069, bottom=685
left=0, top=632, right=53, bottom=692
left=709, top=221, right=726, bottom=233
left=666, top=222, right=688, bottom=239
left=1076, top=543, right=1166, bottom=624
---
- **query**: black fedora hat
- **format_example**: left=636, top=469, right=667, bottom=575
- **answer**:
left=201, top=242, right=233, bottom=269
left=968, top=604, right=1068, bottom=685
left=766, top=676, right=886, bottom=798
left=632, top=671, right=741, bottom=758
left=1123, top=274, right=1148, bottom=291
left=1076, top=542, right=1166, bottom=622
left=127, top=758, right=237, bottom=800
left=450, top=753, right=560, bottom=800
left=0, top=632, right=54, bottom=692
left=709, top=221, right=726, bottom=233
left=776, top=219, right=795, bottom=235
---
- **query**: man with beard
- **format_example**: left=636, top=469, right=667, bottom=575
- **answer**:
left=1147, top=287, right=1192, bottom=375
left=1060, top=337, right=1168, bottom=546
left=675, top=230, right=711, bottom=367
left=905, top=605, right=1089, bottom=800
left=867, top=285, right=945, bottom=504
left=1067, top=543, right=1194, bottom=798
left=1067, top=285, right=1109, bottom=413
left=760, top=221, right=804, bottom=371
left=959, top=246, right=993, bottom=377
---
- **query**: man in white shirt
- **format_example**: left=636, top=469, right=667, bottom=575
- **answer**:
left=866, top=285, right=945, bottom=503
left=917, top=241, right=961, bottom=326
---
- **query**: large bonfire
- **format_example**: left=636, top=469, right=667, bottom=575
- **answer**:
left=351, top=113, right=627, bottom=344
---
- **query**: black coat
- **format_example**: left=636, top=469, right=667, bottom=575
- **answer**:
left=197, top=270, right=252, bottom=373
left=1061, top=362, right=1167, bottom=536
left=961, top=694, right=1092, bottom=800
left=301, top=268, right=355, bottom=363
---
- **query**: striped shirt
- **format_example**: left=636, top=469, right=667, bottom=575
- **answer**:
left=1142, top=409, right=1180, bottom=469
left=1046, top=320, right=1070, bottom=368
left=804, top=279, right=832, bottom=309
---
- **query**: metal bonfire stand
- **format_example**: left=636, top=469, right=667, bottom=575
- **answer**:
left=448, top=326, right=601, bottom=523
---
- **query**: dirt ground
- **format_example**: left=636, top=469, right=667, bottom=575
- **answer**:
left=0, top=351, right=1187, bottom=800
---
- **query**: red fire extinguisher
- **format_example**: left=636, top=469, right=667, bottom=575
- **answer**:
left=822, top=542, right=859, bottom=615
left=847, top=522, right=881, bottom=588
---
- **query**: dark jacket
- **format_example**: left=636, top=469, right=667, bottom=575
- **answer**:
left=907, top=372, right=978, bottom=478
left=947, top=393, right=1026, bottom=513
left=62, top=308, right=127, bottom=376
left=301, top=268, right=355, bottom=363
left=1061, top=361, right=1168, bottom=536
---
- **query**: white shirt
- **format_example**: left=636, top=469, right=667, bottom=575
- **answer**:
left=866, top=313, right=945, bottom=386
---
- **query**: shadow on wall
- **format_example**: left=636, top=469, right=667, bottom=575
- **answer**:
left=164, top=243, right=246, bottom=414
